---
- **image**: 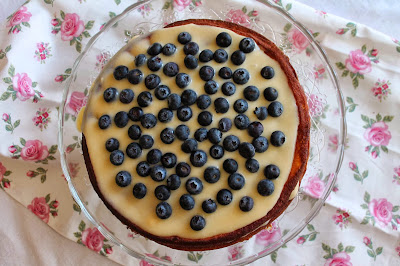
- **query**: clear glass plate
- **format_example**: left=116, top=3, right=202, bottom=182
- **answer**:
left=58, top=0, right=346, bottom=265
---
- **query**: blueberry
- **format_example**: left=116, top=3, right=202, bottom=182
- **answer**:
left=167, top=93, right=181, bottom=110
left=163, top=62, right=179, bottom=77
left=155, top=185, right=171, bottom=201
left=204, top=166, right=221, bottom=183
left=175, top=124, right=190, bottom=141
left=217, top=189, right=233, bottom=205
left=114, top=111, right=129, bottom=128
left=228, top=173, right=245, bottom=190
left=113, top=65, right=128, bottom=80
left=248, top=121, right=264, bottom=138
left=223, top=135, right=240, bottom=152
left=177, top=106, right=192, bottom=121
left=202, top=199, right=217, bottom=213
left=176, top=73, right=191, bottom=88
left=264, top=87, right=278, bottom=101
left=190, top=215, right=206, bottom=231
left=147, top=56, right=163, bottom=71
left=254, top=107, right=268, bottom=120
left=216, top=32, right=232, bottom=47
left=119, top=88, right=134, bottom=104
left=196, top=94, right=211, bottom=110
left=223, top=159, right=238, bottom=174
left=147, top=42, right=162, bottom=56
left=137, top=91, right=152, bottom=107
left=135, top=54, right=147, bottom=67
left=181, top=89, right=197, bottom=106
left=245, top=158, right=259, bottom=173
left=257, top=179, right=275, bottom=196
left=156, top=202, right=172, bottom=219
left=127, top=69, right=143, bottom=84
left=261, top=66, right=275, bottom=79
left=186, top=177, right=203, bottom=195
left=213, top=49, right=228, bottom=63
left=180, top=194, right=195, bottom=210
left=184, top=42, right=199, bottom=55
left=252, top=136, right=269, bottom=153
left=271, top=131, right=286, bottom=147
left=238, top=142, right=255, bottom=159
left=115, top=171, right=132, bottom=187
left=209, top=145, right=224, bottom=159
left=194, top=128, right=208, bottom=142
left=233, top=99, right=248, bottom=113
left=150, top=165, right=167, bottom=182
left=231, top=50, right=246, bottom=65
left=161, top=153, right=177, bottom=168
left=147, top=149, right=162, bottom=164
left=140, top=113, right=157, bottom=129
left=128, top=107, right=143, bottom=121
left=207, top=128, right=222, bottom=144
left=244, top=86, right=260, bottom=101
left=139, top=135, right=154, bottom=149
left=110, top=150, right=124, bottom=165
left=178, top=32, right=191, bottom=44
left=160, top=128, right=175, bottom=144
left=126, top=142, right=142, bottom=159
left=155, top=85, right=170, bottom=100
left=196, top=111, right=212, bottom=126
left=233, top=68, right=250, bottom=85
left=158, top=108, right=173, bottom=123
left=162, top=43, right=176, bottom=56
left=239, top=196, right=254, bottom=212
left=144, top=74, right=160, bottom=90
left=176, top=162, right=191, bottom=177
left=198, top=49, right=212, bottom=62
left=221, top=82, right=236, bottom=96
left=103, top=87, right=117, bottom=102
left=214, top=98, right=229, bottom=113
left=105, top=138, right=119, bottom=152
left=136, top=161, right=151, bottom=177
left=218, top=67, right=232, bottom=79
left=268, top=101, right=284, bottom=117
left=166, top=174, right=181, bottom=190
left=98, top=115, right=111, bottom=129
left=184, top=55, right=198, bottom=69
left=128, top=125, right=142, bottom=140
left=239, top=37, right=256, bottom=53
left=218, top=118, right=232, bottom=132
left=234, top=114, right=250, bottom=129
left=190, top=150, right=207, bottom=167
left=204, top=80, right=219, bottom=94
left=133, top=183, right=147, bottom=199
left=264, top=164, right=280, bottom=179
left=199, top=66, right=215, bottom=81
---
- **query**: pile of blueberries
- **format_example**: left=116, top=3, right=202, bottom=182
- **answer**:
left=97, top=31, right=287, bottom=231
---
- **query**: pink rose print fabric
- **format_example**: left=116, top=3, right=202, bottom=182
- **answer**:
left=6, top=6, right=32, bottom=34
left=66, top=91, right=87, bottom=116
left=20, top=140, right=49, bottom=161
left=28, top=197, right=50, bottom=223
left=0, top=0, right=400, bottom=265
left=345, top=50, right=372, bottom=75
left=325, top=252, right=353, bottom=266
left=305, top=173, right=325, bottom=198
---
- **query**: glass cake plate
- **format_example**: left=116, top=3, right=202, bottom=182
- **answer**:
left=58, top=0, right=346, bottom=265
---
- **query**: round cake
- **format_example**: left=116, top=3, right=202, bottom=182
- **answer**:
left=81, top=19, right=310, bottom=251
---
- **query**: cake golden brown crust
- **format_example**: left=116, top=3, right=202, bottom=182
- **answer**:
left=82, top=19, right=310, bottom=251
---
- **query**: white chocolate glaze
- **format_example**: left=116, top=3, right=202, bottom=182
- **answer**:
left=82, top=24, right=299, bottom=239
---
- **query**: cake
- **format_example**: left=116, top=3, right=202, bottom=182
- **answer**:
left=81, top=19, right=310, bottom=251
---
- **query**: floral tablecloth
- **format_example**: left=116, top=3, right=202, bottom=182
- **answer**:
left=0, top=0, right=400, bottom=265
